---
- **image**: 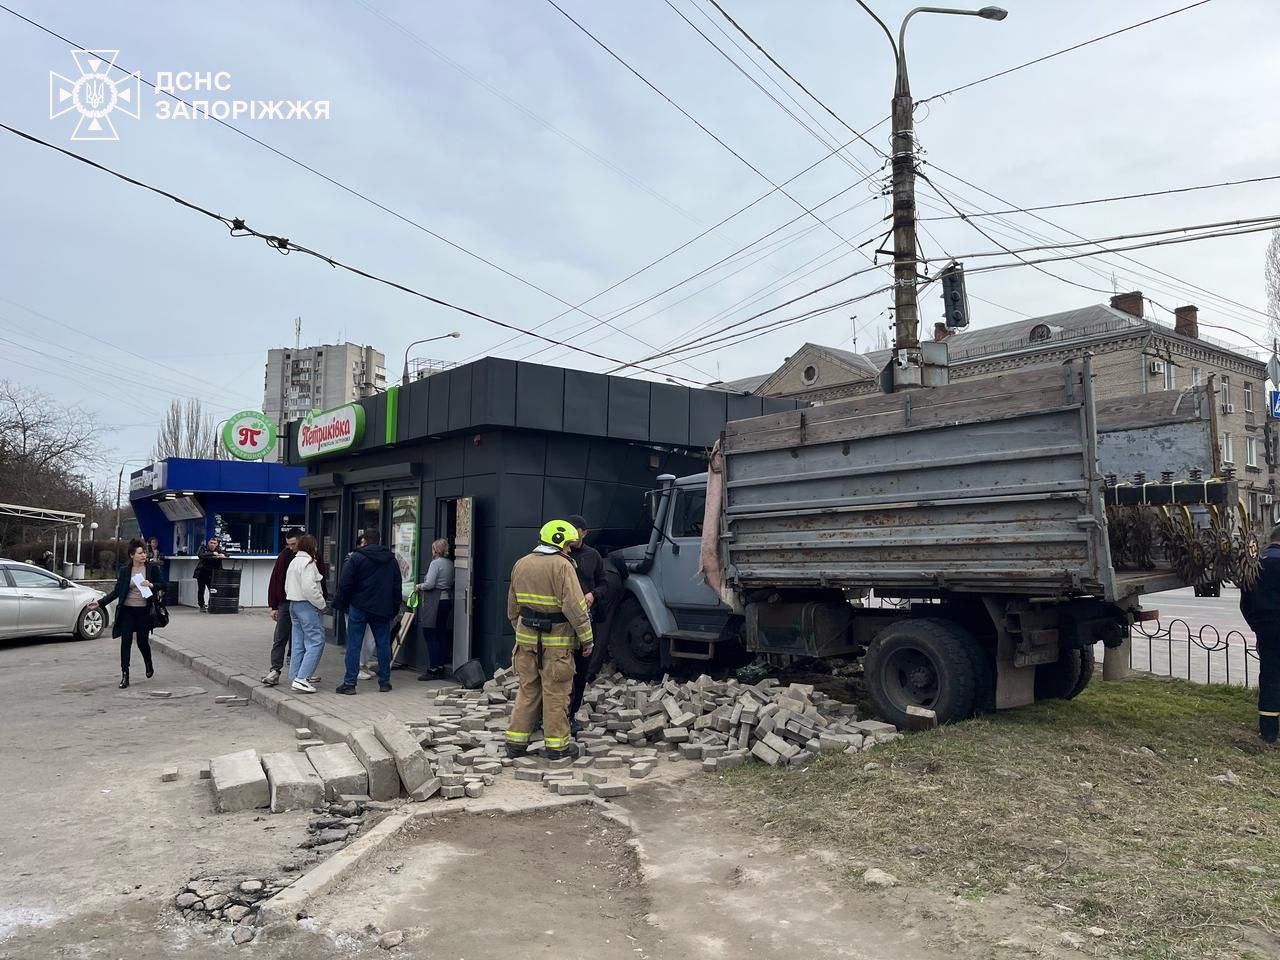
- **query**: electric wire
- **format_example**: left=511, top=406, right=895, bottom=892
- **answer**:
left=916, top=0, right=1217, bottom=106
left=0, top=3, right=717, bottom=381
left=0, top=122, right=711, bottom=386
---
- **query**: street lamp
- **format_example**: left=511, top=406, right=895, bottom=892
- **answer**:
left=853, top=3, right=1007, bottom=389
left=401, top=332, right=462, bottom=385
left=115, top=458, right=151, bottom=541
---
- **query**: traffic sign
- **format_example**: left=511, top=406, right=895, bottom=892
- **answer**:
left=1270, top=390, right=1280, bottom=418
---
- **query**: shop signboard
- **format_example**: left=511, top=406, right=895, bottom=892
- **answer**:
left=222, top=410, right=277, bottom=461
left=297, top=403, right=365, bottom=459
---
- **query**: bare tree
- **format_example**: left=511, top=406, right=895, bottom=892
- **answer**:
left=872, top=325, right=891, bottom=352
left=0, top=381, right=103, bottom=544
left=1266, top=230, right=1280, bottom=347
left=152, top=398, right=225, bottom=459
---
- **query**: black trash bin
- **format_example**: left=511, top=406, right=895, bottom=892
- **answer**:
left=208, top=567, right=242, bottom=614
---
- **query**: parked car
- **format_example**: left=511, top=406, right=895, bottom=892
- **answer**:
left=0, top=558, right=106, bottom=641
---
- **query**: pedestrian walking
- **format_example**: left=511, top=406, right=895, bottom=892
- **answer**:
left=504, top=519, right=594, bottom=760
left=334, top=530, right=402, bottom=694
left=194, top=537, right=225, bottom=611
left=415, top=538, right=455, bottom=681
left=89, top=538, right=164, bottom=689
left=285, top=534, right=327, bottom=694
left=1239, top=523, right=1280, bottom=744
left=564, top=514, right=609, bottom=735
left=261, top=527, right=301, bottom=687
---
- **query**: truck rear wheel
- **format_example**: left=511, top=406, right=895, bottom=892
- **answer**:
left=1034, top=647, right=1093, bottom=700
left=611, top=596, right=664, bottom=680
left=864, top=618, right=977, bottom=727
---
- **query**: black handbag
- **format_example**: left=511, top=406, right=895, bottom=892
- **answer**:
left=149, top=598, right=170, bottom=629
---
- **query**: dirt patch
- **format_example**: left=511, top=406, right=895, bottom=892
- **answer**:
left=310, top=806, right=650, bottom=957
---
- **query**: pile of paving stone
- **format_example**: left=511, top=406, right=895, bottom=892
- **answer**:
left=492, top=669, right=904, bottom=771
left=205, top=672, right=904, bottom=817
left=174, top=875, right=293, bottom=944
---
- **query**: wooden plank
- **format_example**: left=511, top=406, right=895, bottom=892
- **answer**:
left=1095, top=386, right=1210, bottom=433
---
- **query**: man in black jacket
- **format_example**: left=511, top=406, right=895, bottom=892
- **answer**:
left=1240, top=525, right=1280, bottom=744
left=566, top=514, right=609, bottom=735
left=194, top=537, right=225, bottom=611
left=334, top=530, right=402, bottom=694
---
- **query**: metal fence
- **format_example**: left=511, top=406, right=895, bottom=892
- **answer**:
left=1092, top=619, right=1260, bottom=688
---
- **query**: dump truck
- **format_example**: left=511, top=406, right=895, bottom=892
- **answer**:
left=608, top=358, right=1256, bottom=726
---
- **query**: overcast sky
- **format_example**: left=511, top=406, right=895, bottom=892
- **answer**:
left=3, top=0, right=1278, bottom=491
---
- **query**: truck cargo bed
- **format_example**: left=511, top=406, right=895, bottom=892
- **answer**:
left=719, top=360, right=1121, bottom=600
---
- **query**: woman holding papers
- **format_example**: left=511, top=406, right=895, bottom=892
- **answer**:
left=90, top=539, right=165, bottom=688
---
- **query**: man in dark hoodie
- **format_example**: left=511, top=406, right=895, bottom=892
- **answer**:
left=334, top=529, right=402, bottom=694
left=1239, top=523, right=1280, bottom=744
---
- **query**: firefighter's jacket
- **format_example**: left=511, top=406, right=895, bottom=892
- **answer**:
left=506, top=547, right=594, bottom=650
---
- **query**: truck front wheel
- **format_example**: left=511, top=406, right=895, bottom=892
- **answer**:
left=611, top=596, right=664, bottom=680
left=864, top=618, right=978, bottom=727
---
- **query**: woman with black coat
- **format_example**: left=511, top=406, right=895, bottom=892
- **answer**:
left=89, top=538, right=165, bottom=688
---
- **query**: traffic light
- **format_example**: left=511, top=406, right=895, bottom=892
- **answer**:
left=940, top=261, right=970, bottom=328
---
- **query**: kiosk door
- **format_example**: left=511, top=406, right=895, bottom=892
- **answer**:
left=451, top=497, right=474, bottom=668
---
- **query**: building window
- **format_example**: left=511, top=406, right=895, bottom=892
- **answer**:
left=1245, top=381, right=1254, bottom=413
left=1164, top=363, right=1175, bottom=390
left=1248, top=436, right=1259, bottom=468
left=1221, top=376, right=1231, bottom=407
left=1192, top=367, right=1201, bottom=386
left=1222, top=433, right=1234, bottom=465
left=801, top=364, right=819, bottom=386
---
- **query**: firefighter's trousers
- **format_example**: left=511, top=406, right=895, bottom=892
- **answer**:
left=505, top=644, right=576, bottom=751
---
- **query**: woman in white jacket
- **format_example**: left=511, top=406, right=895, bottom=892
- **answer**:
left=285, top=534, right=327, bottom=693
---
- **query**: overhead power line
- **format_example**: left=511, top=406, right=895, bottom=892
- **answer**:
left=917, top=0, right=1217, bottom=105
left=0, top=3, right=716, bottom=381
left=0, top=122, right=709, bottom=386
left=918, top=173, right=1280, bottom=221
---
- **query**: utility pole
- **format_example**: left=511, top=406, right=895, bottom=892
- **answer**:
left=855, top=4, right=1007, bottom=391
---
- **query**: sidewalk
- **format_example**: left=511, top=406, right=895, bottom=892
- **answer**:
left=150, top=607, right=459, bottom=744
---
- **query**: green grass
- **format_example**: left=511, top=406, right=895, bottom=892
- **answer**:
left=719, top=677, right=1280, bottom=960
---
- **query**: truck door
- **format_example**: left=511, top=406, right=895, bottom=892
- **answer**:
left=451, top=497, right=474, bottom=667
left=658, top=485, right=718, bottom=609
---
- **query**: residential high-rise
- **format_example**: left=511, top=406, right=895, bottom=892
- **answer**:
left=263, top=342, right=386, bottom=438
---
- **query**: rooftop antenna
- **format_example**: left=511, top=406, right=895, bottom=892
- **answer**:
left=850, top=315, right=858, bottom=352
left=294, top=316, right=302, bottom=349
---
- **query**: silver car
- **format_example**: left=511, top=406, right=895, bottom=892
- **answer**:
left=0, top=559, right=106, bottom=641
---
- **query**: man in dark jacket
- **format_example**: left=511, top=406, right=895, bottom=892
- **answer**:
left=565, top=514, right=609, bottom=735
left=194, top=537, right=225, bottom=611
left=1240, top=525, right=1280, bottom=744
left=334, top=529, right=402, bottom=694
left=261, top=527, right=301, bottom=687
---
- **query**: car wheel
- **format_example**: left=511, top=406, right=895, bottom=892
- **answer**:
left=77, top=605, right=106, bottom=640
left=610, top=596, right=664, bottom=680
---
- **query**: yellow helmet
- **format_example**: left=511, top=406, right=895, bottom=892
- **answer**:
left=539, top=519, right=579, bottom=549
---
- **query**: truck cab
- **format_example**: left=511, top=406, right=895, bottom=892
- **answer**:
left=610, top=473, right=729, bottom=678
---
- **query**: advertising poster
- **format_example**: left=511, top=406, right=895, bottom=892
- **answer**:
left=390, top=495, right=419, bottom=600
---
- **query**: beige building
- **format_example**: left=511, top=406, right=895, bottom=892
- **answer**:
left=263, top=342, right=386, bottom=439
left=719, top=293, right=1276, bottom=522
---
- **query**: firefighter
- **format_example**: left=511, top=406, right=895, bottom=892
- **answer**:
left=504, top=519, right=595, bottom=760
left=1240, top=523, right=1280, bottom=744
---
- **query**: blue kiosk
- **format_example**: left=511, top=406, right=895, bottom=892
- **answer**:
left=129, top=458, right=306, bottom=607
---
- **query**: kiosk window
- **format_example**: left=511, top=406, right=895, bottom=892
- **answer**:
left=212, top=513, right=276, bottom=554
left=669, top=489, right=706, bottom=538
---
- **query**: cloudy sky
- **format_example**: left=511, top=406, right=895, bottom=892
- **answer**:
left=2, top=0, right=1278, bottom=489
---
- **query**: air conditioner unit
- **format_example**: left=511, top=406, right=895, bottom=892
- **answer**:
left=1149, top=360, right=1165, bottom=374
left=1223, top=403, right=1236, bottom=414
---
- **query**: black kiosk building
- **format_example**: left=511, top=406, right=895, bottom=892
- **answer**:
left=283, top=357, right=796, bottom=674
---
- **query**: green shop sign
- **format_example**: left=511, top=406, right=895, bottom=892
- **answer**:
left=222, top=410, right=277, bottom=461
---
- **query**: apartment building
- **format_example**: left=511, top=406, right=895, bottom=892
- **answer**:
left=263, top=342, right=386, bottom=438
